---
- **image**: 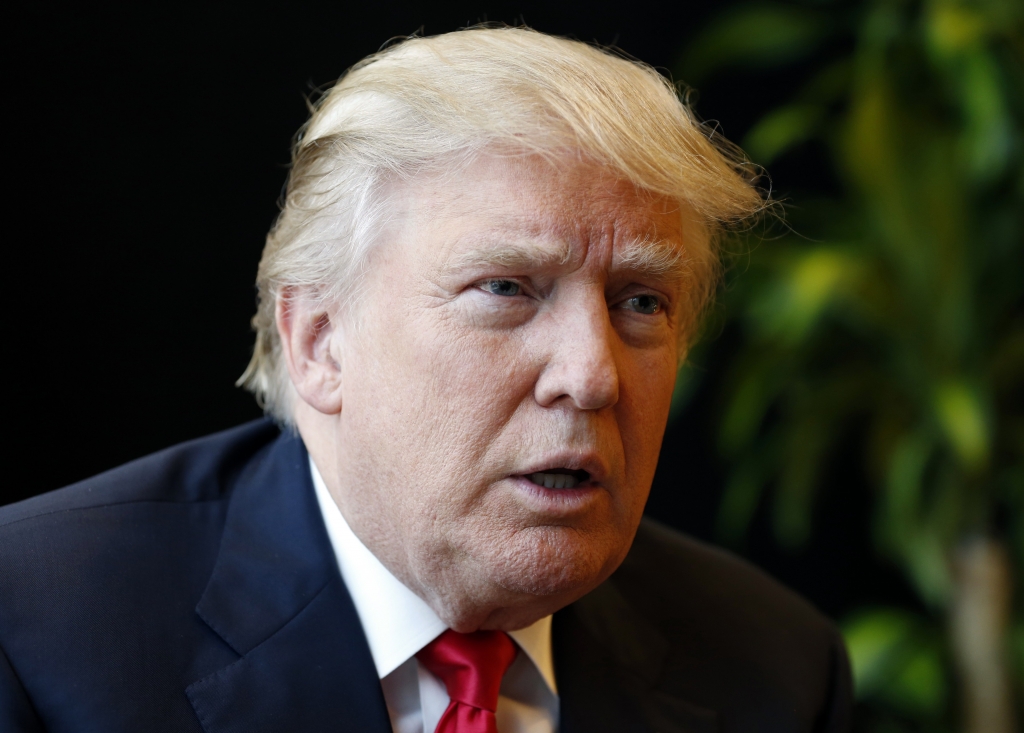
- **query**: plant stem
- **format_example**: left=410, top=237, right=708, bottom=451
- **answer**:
left=950, top=536, right=1016, bottom=733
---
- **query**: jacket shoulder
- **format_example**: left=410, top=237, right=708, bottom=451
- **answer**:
left=614, top=518, right=852, bottom=730
left=0, top=419, right=280, bottom=528
left=0, top=419, right=289, bottom=732
left=622, top=518, right=835, bottom=635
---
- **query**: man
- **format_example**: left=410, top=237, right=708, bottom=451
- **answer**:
left=0, top=27, right=851, bottom=732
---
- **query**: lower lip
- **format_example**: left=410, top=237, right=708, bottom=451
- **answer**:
left=508, top=475, right=604, bottom=515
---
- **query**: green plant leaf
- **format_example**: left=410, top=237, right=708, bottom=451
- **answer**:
left=719, top=361, right=780, bottom=455
left=844, top=607, right=917, bottom=695
left=958, top=48, right=1014, bottom=182
left=926, top=3, right=988, bottom=58
left=773, top=414, right=833, bottom=547
left=748, top=247, right=862, bottom=344
left=743, top=103, right=825, bottom=164
left=933, top=380, right=991, bottom=473
left=717, top=438, right=781, bottom=544
left=842, top=608, right=946, bottom=715
left=886, top=636, right=946, bottom=716
left=679, top=3, right=829, bottom=83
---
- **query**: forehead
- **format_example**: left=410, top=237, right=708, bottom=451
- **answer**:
left=389, top=153, right=689, bottom=265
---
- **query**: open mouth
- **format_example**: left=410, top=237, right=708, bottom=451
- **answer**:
left=524, top=469, right=590, bottom=489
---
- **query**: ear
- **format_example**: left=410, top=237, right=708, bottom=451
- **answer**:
left=276, top=288, right=345, bottom=415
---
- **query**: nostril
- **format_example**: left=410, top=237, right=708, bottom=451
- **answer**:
left=533, top=343, right=620, bottom=411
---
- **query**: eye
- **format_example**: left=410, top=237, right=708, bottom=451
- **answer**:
left=479, top=279, right=521, bottom=296
left=622, top=294, right=661, bottom=315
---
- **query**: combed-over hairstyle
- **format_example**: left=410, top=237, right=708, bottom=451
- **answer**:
left=239, top=26, right=764, bottom=422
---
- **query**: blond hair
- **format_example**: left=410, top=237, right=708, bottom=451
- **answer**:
left=239, top=27, right=764, bottom=422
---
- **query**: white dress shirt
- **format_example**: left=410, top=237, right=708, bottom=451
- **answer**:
left=310, top=459, right=560, bottom=733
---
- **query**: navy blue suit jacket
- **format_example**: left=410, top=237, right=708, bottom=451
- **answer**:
left=0, top=420, right=851, bottom=732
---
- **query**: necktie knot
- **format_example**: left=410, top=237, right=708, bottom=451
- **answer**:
left=416, top=629, right=518, bottom=731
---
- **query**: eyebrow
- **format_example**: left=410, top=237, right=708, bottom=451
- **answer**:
left=615, top=237, right=690, bottom=282
left=444, top=235, right=689, bottom=282
left=443, top=236, right=573, bottom=271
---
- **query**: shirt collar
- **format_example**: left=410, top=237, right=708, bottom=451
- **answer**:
left=310, top=457, right=557, bottom=693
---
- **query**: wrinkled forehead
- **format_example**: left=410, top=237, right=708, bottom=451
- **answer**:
left=385, top=152, right=698, bottom=272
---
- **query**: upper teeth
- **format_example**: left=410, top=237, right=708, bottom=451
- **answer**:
left=530, top=472, right=579, bottom=489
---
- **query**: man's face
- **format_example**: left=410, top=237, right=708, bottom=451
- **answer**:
left=323, top=153, right=691, bottom=630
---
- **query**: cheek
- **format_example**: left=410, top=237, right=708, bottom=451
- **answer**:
left=403, top=311, right=531, bottom=411
left=353, top=307, right=533, bottom=476
left=617, top=350, right=677, bottom=481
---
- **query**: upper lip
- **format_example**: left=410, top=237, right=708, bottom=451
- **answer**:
left=515, top=452, right=609, bottom=484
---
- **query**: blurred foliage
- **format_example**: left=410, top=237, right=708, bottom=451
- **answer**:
left=845, top=607, right=948, bottom=717
left=677, top=0, right=1023, bottom=730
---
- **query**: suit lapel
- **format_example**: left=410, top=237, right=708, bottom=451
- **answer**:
left=182, top=426, right=714, bottom=733
left=554, top=579, right=718, bottom=733
left=186, top=430, right=391, bottom=733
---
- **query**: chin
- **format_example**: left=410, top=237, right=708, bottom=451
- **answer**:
left=486, top=524, right=626, bottom=598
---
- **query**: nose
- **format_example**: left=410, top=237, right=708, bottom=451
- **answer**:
left=534, top=299, right=620, bottom=411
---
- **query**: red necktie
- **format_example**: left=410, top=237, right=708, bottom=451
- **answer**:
left=415, top=629, right=519, bottom=733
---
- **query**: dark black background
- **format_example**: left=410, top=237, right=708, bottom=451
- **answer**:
left=9, top=1, right=913, bottom=623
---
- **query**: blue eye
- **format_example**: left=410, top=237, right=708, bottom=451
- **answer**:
left=481, top=279, right=521, bottom=296
left=623, top=295, right=661, bottom=314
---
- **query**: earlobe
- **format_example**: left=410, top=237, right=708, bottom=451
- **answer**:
left=276, top=289, right=345, bottom=415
